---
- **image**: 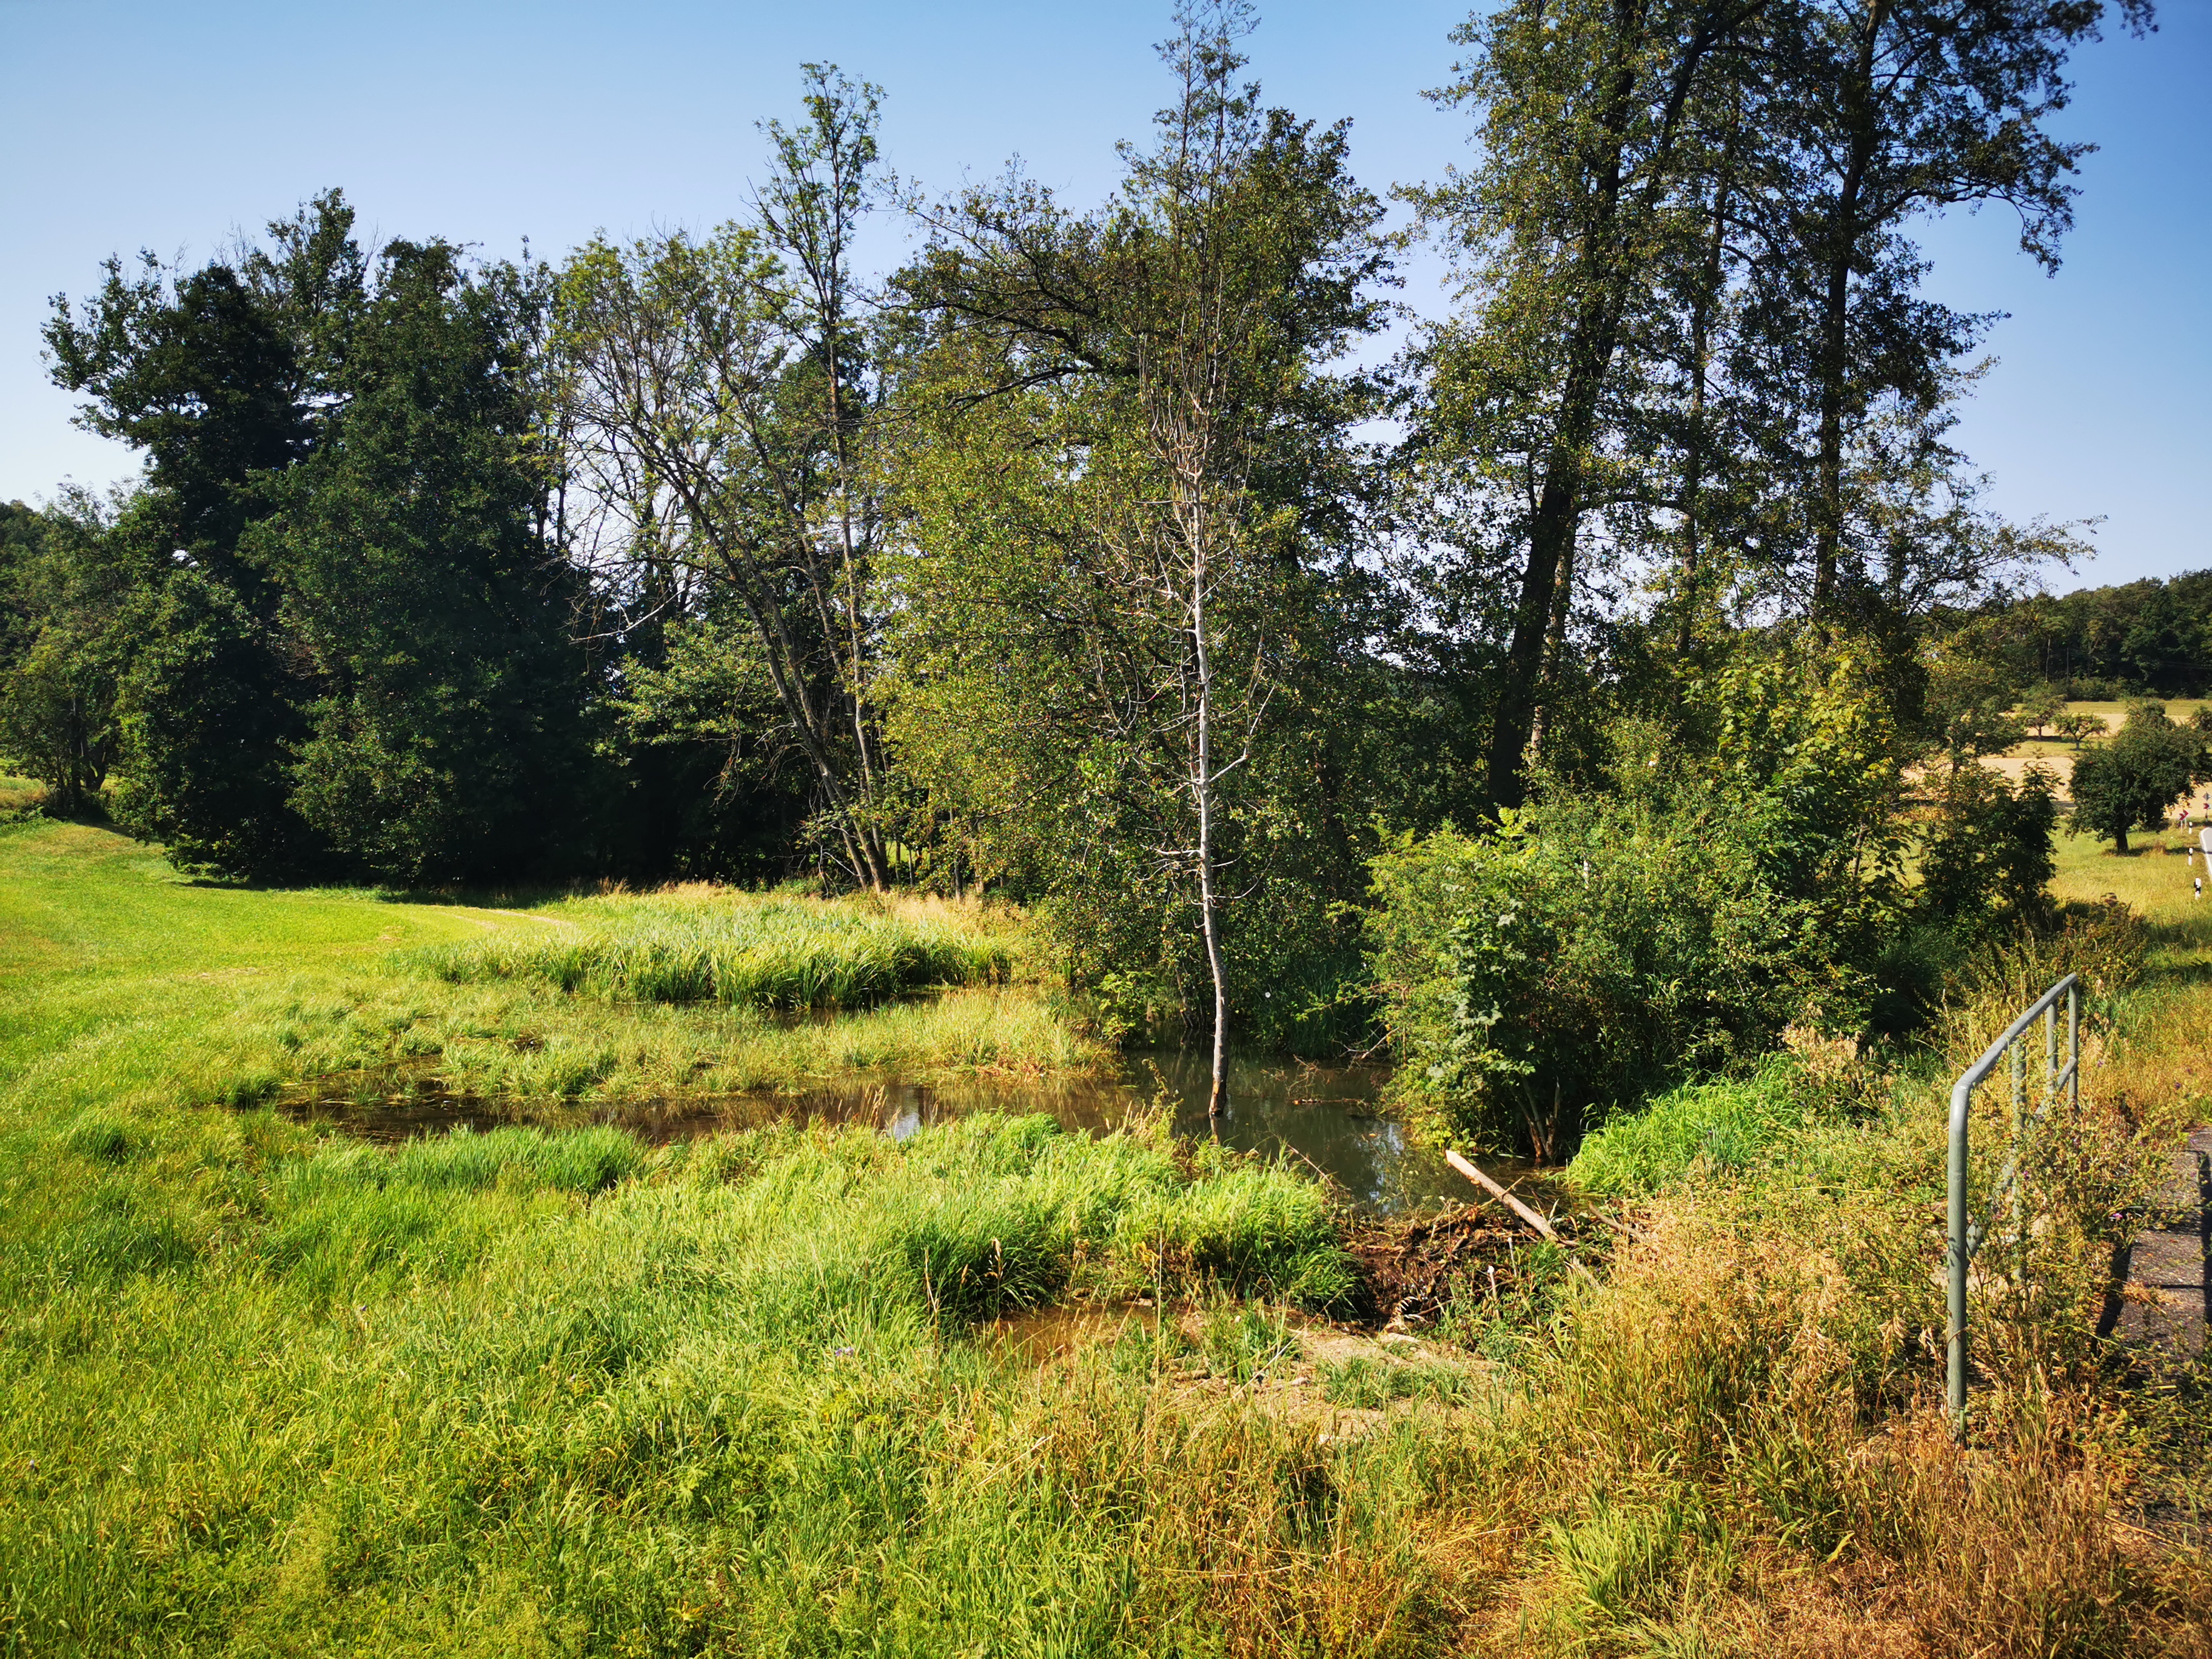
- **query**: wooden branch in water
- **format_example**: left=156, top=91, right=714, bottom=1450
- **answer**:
left=1444, top=1150, right=1559, bottom=1244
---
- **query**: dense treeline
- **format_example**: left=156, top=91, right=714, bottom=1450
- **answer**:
left=1946, top=569, right=2212, bottom=698
left=1, top=0, right=2177, bottom=1131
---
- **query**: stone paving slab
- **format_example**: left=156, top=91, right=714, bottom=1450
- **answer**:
left=2116, top=1126, right=2211, bottom=1359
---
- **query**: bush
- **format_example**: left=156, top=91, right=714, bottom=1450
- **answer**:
left=1917, top=762, right=2060, bottom=933
left=1367, top=799, right=1831, bottom=1155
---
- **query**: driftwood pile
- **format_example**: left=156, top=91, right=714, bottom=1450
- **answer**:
left=1338, top=1203, right=1592, bottom=1330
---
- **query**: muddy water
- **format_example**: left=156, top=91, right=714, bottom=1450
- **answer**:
left=280, top=1050, right=1550, bottom=1217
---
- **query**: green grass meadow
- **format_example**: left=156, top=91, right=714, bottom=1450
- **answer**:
left=0, top=821, right=1429, bottom=1655
left=0, top=822, right=1096, bottom=1125
left=2, top=819, right=2208, bottom=1654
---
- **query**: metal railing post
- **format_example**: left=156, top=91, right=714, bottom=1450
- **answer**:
left=1945, top=973, right=2082, bottom=1437
left=2068, top=982, right=2080, bottom=1113
left=1946, top=1074, right=1972, bottom=1426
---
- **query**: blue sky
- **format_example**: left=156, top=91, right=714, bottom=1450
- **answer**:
left=2, top=0, right=2201, bottom=589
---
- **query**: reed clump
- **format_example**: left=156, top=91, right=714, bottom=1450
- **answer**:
left=404, top=889, right=1013, bottom=1011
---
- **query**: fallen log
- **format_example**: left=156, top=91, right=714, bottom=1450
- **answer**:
left=1444, top=1150, right=1559, bottom=1244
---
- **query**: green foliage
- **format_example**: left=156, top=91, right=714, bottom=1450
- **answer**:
left=2069, top=702, right=2210, bottom=854
left=1917, top=763, right=2060, bottom=933
left=884, top=49, right=1393, bottom=1055
left=600, top=612, right=814, bottom=880
left=1962, top=569, right=2212, bottom=699
left=46, top=193, right=590, bottom=885
left=407, top=891, right=1010, bottom=1011
left=269, top=240, right=593, bottom=882
left=1922, top=646, right=2026, bottom=764
left=2054, top=709, right=2108, bottom=748
left=555, top=67, right=899, bottom=889
left=1367, top=797, right=1831, bottom=1155
left=1565, top=1061, right=1812, bottom=1199
left=0, top=490, right=152, bottom=818
left=113, top=565, right=325, bottom=875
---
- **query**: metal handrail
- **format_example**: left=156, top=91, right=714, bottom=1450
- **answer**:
left=1946, top=973, right=2080, bottom=1433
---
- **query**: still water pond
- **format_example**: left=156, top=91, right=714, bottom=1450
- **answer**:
left=283, top=1051, right=1500, bottom=1216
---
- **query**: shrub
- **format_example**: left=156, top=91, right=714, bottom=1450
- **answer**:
left=1917, top=762, right=2060, bottom=933
left=1367, top=800, right=1830, bottom=1155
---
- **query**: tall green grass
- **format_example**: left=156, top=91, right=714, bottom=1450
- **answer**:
left=0, top=1107, right=1413, bottom=1655
left=404, top=891, right=1011, bottom=1010
left=1565, top=1059, right=1811, bottom=1199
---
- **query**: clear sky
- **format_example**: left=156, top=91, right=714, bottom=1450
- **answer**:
left=2, top=0, right=2202, bottom=589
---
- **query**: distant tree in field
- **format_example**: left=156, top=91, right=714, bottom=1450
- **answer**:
left=1922, top=648, right=2023, bottom=765
left=2053, top=711, right=2106, bottom=749
left=2069, top=703, right=2210, bottom=854
left=2019, top=686, right=2062, bottom=739
left=2193, top=704, right=2212, bottom=735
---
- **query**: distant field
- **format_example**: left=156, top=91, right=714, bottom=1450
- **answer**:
left=2052, top=816, right=2212, bottom=983
left=1983, top=698, right=2212, bottom=800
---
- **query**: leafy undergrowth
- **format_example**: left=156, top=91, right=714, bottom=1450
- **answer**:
left=1434, top=906, right=2210, bottom=1655
left=402, top=887, right=1013, bottom=1011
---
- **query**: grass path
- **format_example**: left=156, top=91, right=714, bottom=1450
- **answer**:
left=0, top=822, right=511, bottom=1111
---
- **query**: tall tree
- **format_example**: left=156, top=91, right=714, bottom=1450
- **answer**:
left=555, top=67, right=894, bottom=886
left=264, top=241, right=594, bottom=882
left=44, top=195, right=363, bottom=871
left=47, top=193, right=592, bottom=880
left=1406, top=0, right=1771, bottom=810
left=893, top=0, right=1389, bottom=1108
left=1734, top=0, right=2151, bottom=612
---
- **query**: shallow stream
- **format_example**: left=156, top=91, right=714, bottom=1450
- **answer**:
left=281, top=1050, right=1555, bottom=1217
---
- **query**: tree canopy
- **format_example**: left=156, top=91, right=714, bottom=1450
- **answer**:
left=3, top=0, right=2161, bottom=1118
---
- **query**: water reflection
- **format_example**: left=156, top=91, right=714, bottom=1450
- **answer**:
left=279, top=1051, right=1532, bottom=1216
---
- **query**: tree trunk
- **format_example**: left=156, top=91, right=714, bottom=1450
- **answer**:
left=1811, top=2, right=1888, bottom=613
left=1487, top=336, right=1618, bottom=809
left=1197, top=684, right=1231, bottom=1118
left=1678, top=121, right=1735, bottom=662
left=1483, top=0, right=1649, bottom=811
